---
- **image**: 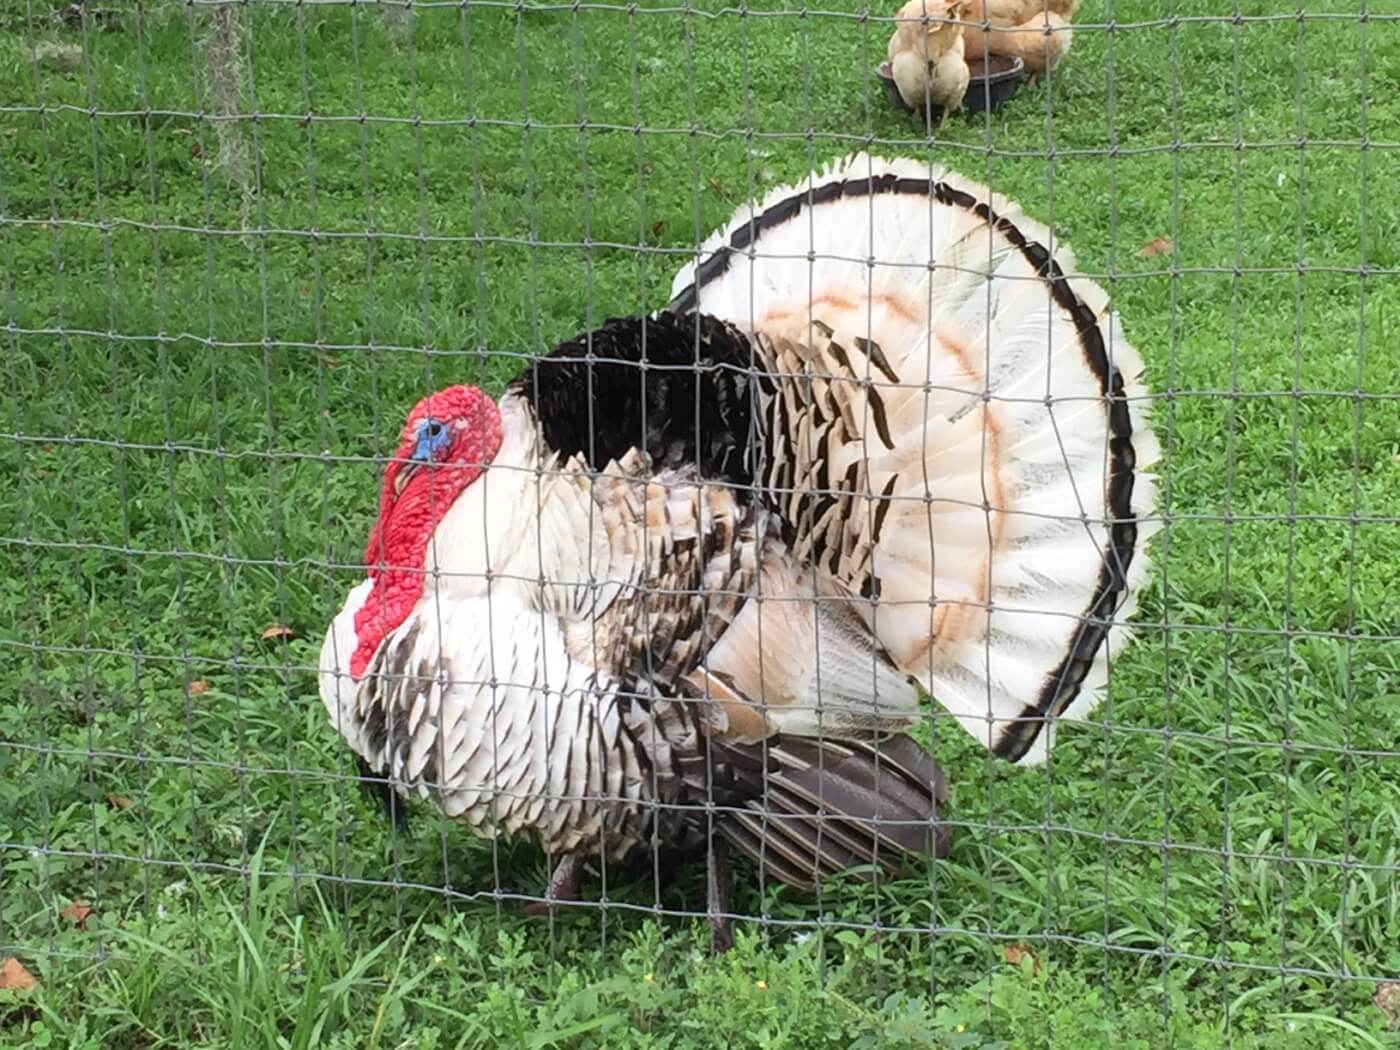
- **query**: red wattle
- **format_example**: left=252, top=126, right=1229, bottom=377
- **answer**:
left=347, top=386, right=503, bottom=681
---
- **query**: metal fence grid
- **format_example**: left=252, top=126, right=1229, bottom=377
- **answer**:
left=2, top=0, right=1398, bottom=1045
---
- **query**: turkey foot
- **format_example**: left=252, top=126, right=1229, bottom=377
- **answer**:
left=523, top=854, right=584, bottom=916
left=707, top=837, right=734, bottom=954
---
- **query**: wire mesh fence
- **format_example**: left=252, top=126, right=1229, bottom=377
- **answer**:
left=2, top=0, right=1398, bottom=1045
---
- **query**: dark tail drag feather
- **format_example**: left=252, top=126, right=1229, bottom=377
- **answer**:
left=762, top=780, right=918, bottom=873
left=730, top=803, right=868, bottom=883
left=769, top=737, right=940, bottom=856
left=718, top=734, right=949, bottom=890
left=720, top=812, right=822, bottom=888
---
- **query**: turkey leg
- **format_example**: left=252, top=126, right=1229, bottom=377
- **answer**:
left=707, top=837, right=734, bottom=954
left=523, top=853, right=584, bottom=916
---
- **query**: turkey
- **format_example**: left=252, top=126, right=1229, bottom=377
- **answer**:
left=318, top=153, right=1158, bottom=947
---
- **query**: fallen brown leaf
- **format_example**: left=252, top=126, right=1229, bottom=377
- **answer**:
left=186, top=679, right=210, bottom=696
left=260, top=625, right=296, bottom=642
left=59, top=900, right=95, bottom=930
left=1137, top=236, right=1174, bottom=258
left=650, top=220, right=665, bottom=239
left=1002, top=943, right=1040, bottom=972
left=104, top=793, right=133, bottom=810
left=0, top=957, right=37, bottom=991
left=1375, top=982, right=1400, bottom=1030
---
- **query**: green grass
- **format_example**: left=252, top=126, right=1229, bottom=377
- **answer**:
left=2, top=0, right=1399, bottom=1046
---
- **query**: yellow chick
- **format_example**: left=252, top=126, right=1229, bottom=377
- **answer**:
left=887, top=0, right=971, bottom=119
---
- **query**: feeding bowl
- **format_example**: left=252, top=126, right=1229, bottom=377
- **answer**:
left=877, top=53, right=1025, bottom=123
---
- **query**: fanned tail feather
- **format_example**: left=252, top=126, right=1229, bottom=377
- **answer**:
left=669, top=152, right=1159, bottom=764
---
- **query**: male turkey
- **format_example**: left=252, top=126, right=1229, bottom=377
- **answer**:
left=318, top=153, right=1158, bottom=948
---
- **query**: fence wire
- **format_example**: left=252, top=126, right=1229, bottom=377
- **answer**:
left=1, top=0, right=1398, bottom=1045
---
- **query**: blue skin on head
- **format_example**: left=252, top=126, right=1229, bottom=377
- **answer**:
left=412, top=418, right=452, bottom=463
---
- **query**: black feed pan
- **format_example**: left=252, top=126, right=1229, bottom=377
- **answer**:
left=877, top=53, right=1025, bottom=123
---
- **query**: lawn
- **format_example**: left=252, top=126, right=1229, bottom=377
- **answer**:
left=1, top=0, right=1399, bottom=1046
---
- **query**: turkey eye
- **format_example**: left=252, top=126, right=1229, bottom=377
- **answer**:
left=411, top=418, right=451, bottom=464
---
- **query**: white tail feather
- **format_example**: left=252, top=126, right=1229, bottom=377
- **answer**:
left=669, top=153, right=1159, bottom=764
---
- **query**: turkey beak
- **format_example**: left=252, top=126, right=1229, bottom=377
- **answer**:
left=393, top=460, right=421, bottom=497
